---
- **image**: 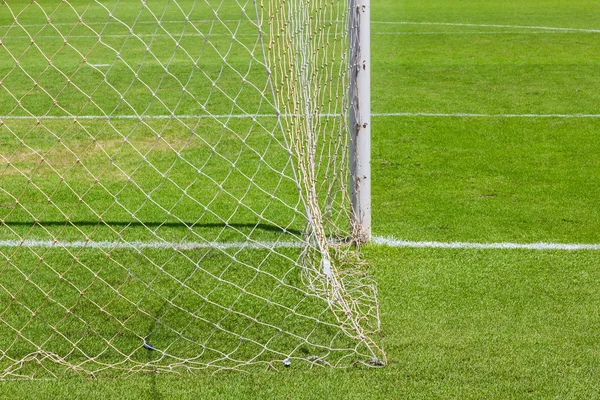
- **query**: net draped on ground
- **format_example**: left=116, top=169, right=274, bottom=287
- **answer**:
left=0, top=0, right=385, bottom=378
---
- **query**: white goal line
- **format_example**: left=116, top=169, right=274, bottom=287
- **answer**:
left=373, top=113, right=600, bottom=119
left=372, top=237, right=600, bottom=251
left=0, top=239, right=303, bottom=251
left=374, top=31, right=588, bottom=35
left=2, top=113, right=600, bottom=120
left=0, top=237, right=598, bottom=251
left=2, top=32, right=580, bottom=40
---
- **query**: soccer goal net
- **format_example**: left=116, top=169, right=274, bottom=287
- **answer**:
left=0, top=0, right=383, bottom=378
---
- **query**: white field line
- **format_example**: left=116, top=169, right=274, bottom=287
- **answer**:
left=373, top=113, right=600, bottom=119
left=2, top=32, right=584, bottom=40
left=0, top=20, right=244, bottom=29
left=0, top=239, right=303, bottom=251
left=0, top=114, right=335, bottom=120
left=373, top=21, right=600, bottom=34
left=372, top=237, right=600, bottom=251
left=2, top=113, right=600, bottom=120
left=373, top=31, right=589, bottom=35
left=5, top=33, right=269, bottom=39
left=0, top=237, right=598, bottom=251
left=0, top=114, right=282, bottom=120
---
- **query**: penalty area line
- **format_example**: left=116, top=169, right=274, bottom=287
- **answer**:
left=2, top=113, right=600, bottom=120
left=0, top=239, right=304, bottom=251
left=373, top=112, right=600, bottom=119
left=0, top=237, right=599, bottom=251
left=372, top=237, right=600, bottom=251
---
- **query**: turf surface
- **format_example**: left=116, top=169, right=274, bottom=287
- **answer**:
left=2, top=0, right=600, bottom=398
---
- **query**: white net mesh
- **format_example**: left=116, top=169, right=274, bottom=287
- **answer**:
left=0, top=0, right=384, bottom=378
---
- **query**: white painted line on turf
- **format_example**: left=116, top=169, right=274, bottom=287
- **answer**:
left=0, top=114, right=337, bottom=120
left=0, top=239, right=304, bottom=251
left=0, top=114, right=280, bottom=120
left=4, top=33, right=271, bottom=39
left=373, top=21, right=600, bottom=34
left=0, top=20, right=245, bottom=29
left=2, top=113, right=600, bottom=121
left=2, top=32, right=581, bottom=40
left=0, top=237, right=598, bottom=251
left=372, top=236, right=600, bottom=251
left=373, top=31, right=588, bottom=35
left=373, top=113, right=600, bottom=119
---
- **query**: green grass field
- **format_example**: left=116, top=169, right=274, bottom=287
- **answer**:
left=2, top=0, right=600, bottom=398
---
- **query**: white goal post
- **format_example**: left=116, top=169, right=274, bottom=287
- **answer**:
left=349, top=0, right=371, bottom=241
left=0, top=0, right=381, bottom=378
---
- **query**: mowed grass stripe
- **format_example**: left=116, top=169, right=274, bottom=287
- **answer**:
left=372, top=20, right=600, bottom=116
left=373, top=117, right=600, bottom=243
